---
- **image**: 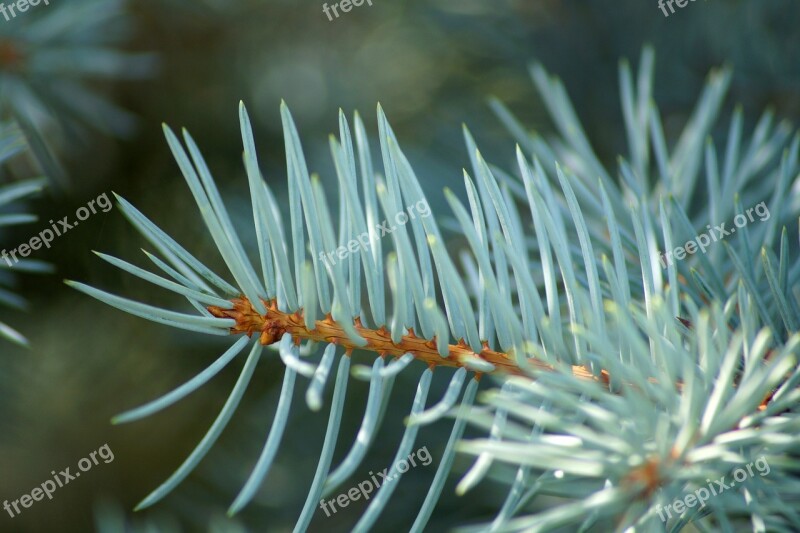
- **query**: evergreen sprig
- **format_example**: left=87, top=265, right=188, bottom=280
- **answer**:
left=458, top=47, right=800, bottom=532
left=0, top=121, right=49, bottom=346
left=0, top=0, right=155, bottom=185
left=70, top=49, right=800, bottom=532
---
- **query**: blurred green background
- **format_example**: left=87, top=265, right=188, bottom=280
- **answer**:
left=1, top=0, right=799, bottom=531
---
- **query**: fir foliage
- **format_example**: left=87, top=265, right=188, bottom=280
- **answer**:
left=72, top=50, right=800, bottom=532
left=0, top=0, right=155, bottom=185
left=0, top=121, right=49, bottom=346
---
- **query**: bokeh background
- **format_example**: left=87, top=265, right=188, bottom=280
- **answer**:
left=1, top=0, right=799, bottom=531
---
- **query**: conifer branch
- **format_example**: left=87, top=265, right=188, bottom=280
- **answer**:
left=209, top=295, right=782, bottom=412
left=209, top=296, right=562, bottom=378
left=70, top=48, right=800, bottom=531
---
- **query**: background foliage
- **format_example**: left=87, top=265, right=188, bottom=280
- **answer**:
left=1, top=0, right=799, bottom=531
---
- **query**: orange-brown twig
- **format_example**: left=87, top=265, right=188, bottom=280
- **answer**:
left=208, top=296, right=775, bottom=409
left=208, top=296, right=605, bottom=381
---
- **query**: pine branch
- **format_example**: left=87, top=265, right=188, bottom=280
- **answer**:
left=209, top=295, right=781, bottom=413
left=0, top=0, right=156, bottom=185
left=210, top=296, right=566, bottom=377
left=70, top=47, right=800, bottom=531
left=0, top=120, right=50, bottom=346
